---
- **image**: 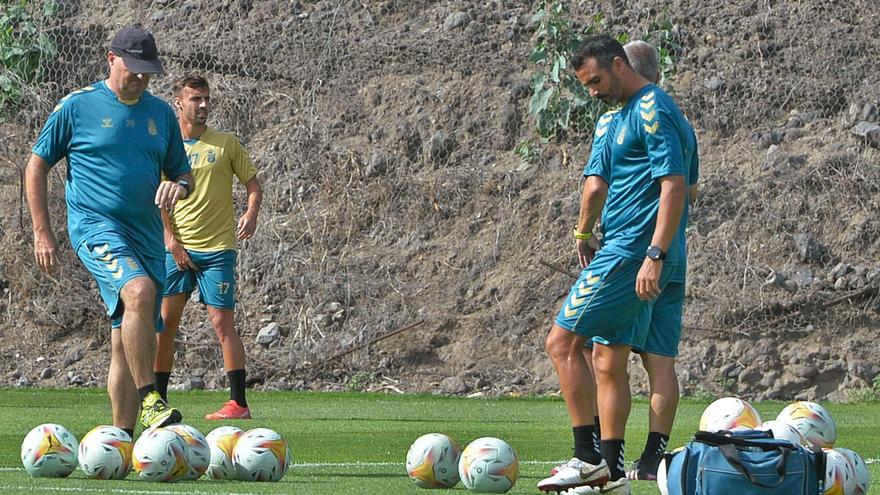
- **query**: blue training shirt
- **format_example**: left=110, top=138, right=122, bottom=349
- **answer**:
left=583, top=83, right=698, bottom=270
left=33, top=80, right=190, bottom=262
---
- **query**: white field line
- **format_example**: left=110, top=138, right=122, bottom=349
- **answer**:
left=0, top=487, right=263, bottom=495
left=0, top=459, right=564, bottom=473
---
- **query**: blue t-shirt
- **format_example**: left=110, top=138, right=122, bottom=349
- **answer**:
left=583, top=84, right=698, bottom=271
left=33, top=81, right=190, bottom=262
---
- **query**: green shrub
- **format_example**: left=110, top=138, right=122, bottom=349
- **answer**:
left=0, top=0, right=57, bottom=121
left=522, top=1, right=678, bottom=161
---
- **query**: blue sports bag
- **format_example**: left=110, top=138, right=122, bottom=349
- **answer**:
left=663, top=429, right=825, bottom=495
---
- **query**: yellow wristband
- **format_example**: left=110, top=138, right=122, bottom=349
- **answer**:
left=573, top=229, right=593, bottom=240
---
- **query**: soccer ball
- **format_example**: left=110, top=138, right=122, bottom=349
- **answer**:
left=77, top=425, right=132, bottom=479
left=405, top=433, right=462, bottom=488
left=823, top=448, right=856, bottom=495
left=698, top=397, right=762, bottom=432
left=458, top=437, right=519, bottom=493
left=133, top=427, right=190, bottom=482
left=776, top=401, right=836, bottom=449
left=756, top=420, right=806, bottom=447
left=166, top=423, right=210, bottom=480
left=206, top=426, right=243, bottom=480
left=232, top=428, right=290, bottom=482
left=20, top=423, right=78, bottom=478
left=836, top=448, right=870, bottom=495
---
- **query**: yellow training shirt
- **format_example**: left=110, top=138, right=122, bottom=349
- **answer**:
left=170, top=128, right=257, bottom=251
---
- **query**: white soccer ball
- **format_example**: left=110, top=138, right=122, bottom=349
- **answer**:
left=133, top=427, right=189, bottom=482
left=206, top=426, right=243, bottom=480
left=405, top=433, right=462, bottom=488
left=166, top=423, right=210, bottom=480
left=823, top=448, right=856, bottom=495
left=232, top=428, right=290, bottom=482
left=756, top=420, right=807, bottom=447
left=77, top=425, right=132, bottom=479
left=776, top=401, right=836, bottom=449
left=20, top=423, right=78, bottom=478
left=699, top=397, right=762, bottom=432
left=458, top=437, right=519, bottom=493
left=836, top=447, right=870, bottom=495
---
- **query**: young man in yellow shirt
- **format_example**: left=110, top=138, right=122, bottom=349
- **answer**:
left=154, top=74, right=263, bottom=419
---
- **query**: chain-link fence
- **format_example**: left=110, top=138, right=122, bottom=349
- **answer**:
left=1, top=0, right=878, bottom=398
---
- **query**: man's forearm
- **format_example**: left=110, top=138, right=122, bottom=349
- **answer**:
left=160, top=207, right=177, bottom=247
left=577, top=176, right=608, bottom=234
left=244, top=177, right=262, bottom=216
left=25, top=154, right=52, bottom=234
left=651, top=176, right=686, bottom=252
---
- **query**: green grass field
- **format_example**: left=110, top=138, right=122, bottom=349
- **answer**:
left=0, top=388, right=876, bottom=494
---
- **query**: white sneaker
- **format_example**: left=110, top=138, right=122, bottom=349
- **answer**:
left=538, top=457, right=610, bottom=492
left=564, top=477, right=631, bottom=495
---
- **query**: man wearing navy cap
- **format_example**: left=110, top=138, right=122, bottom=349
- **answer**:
left=26, top=26, right=194, bottom=435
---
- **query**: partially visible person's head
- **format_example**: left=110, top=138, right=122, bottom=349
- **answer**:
left=107, top=27, right=164, bottom=101
left=624, top=40, right=660, bottom=83
left=172, top=74, right=211, bottom=125
left=572, top=35, right=632, bottom=106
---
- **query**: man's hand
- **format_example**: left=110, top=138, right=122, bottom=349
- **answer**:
left=636, top=257, right=663, bottom=300
left=167, top=239, right=197, bottom=271
left=155, top=181, right=186, bottom=210
left=33, top=230, right=59, bottom=274
left=575, top=236, right=600, bottom=269
left=237, top=211, right=258, bottom=240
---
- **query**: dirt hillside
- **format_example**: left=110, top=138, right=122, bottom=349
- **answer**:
left=0, top=0, right=878, bottom=402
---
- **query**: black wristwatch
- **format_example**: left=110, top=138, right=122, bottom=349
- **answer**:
left=646, top=245, right=666, bottom=261
left=176, top=179, right=191, bottom=198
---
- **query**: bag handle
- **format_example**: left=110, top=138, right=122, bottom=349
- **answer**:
left=718, top=443, right=790, bottom=488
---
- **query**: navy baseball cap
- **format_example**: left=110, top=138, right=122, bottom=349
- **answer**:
left=110, top=27, right=164, bottom=74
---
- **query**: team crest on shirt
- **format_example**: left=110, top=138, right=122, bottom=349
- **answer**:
left=616, top=125, right=628, bottom=145
left=206, top=150, right=216, bottom=163
left=147, top=118, right=157, bottom=136
left=101, top=117, right=113, bottom=128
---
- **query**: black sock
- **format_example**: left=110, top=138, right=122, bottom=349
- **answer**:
left=137, top=384, right=157, bottom=401
left=228, top=369, right=247, bottom=408
left=638, top=432, right=669, bottom=473
left=593, top=415, right=602, bottom=451
left=573, top=425, right=602, bottom=464
left=122, top=428, right=134, bottom=439
left=154, top=372, right=171, bottom=402
left=601, top=439, right=626, bottom=480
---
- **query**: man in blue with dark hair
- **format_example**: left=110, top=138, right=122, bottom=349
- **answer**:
left=539, top=34, right=695, bottom=495
left=26, top=26, right=194, bottom=436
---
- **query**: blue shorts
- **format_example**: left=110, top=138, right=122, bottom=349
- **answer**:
left=75, top=235, right=164, bottom=330
left=633, top=280, right=684, bottom=357
left=556, top=251, right=675, bottom=345
left=164, top=249, right=237, bottom=309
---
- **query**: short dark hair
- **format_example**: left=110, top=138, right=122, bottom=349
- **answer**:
left=172, top=73, right=209, bottom=97
left=572, top=35, right=630, bottom=71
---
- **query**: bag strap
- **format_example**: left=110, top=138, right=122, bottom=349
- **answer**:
left=718, top=443, right=790, bottom=488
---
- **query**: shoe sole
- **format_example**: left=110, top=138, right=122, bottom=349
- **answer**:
left=143, top=408, right=182, bottom=429
left=625, top=469, right=657, bottom=481
left=538, top=476, right=610, bottom=493
left=205, top=412, right=251, bottom=420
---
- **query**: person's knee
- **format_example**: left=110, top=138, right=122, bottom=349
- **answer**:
left=545, top=327, right=578, bottom=362
left=593, top=346, right=629, bottom=382
left=643, top=354, right=676, bottom=379
left=121, top=278, right=156, bottom=312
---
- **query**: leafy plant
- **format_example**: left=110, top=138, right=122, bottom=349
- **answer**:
left=526, top=1, right=603, bottom=144
left=522, top=2, right=679, bottom=160
left=643, top=10, right=681, bottom=85
left=346, top=371, right=377, bottom=392
left=848, top=375, right=880, bottom=403
left=0, top=0, right=57, bottom=121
